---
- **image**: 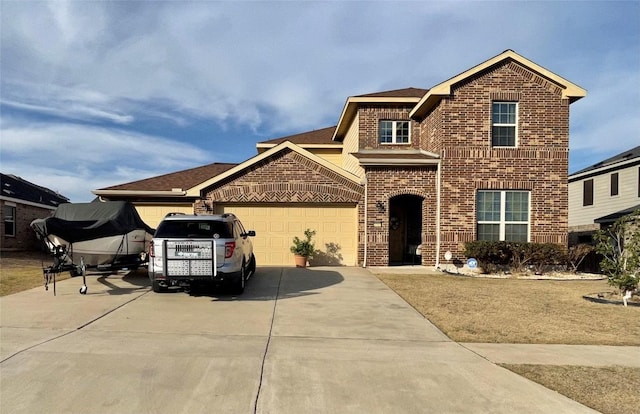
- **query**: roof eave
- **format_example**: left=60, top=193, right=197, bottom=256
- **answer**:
left=569, top=157, right=640, bottom=181
left=256, top=143, right=342, bottom=150
left=358, top=159, right=441, bottom=167
left=92, top=189, right=188, bottom=197
left=409, top=49, right=587, bottom=119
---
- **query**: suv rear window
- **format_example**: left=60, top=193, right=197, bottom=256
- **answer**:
left=154, top=220, right=233, bottom=239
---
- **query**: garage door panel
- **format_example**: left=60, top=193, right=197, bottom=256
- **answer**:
left=218, top=204, right=357, bottom=266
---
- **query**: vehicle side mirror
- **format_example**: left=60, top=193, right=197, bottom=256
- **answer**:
left=246, top=230, right=256, bottom=237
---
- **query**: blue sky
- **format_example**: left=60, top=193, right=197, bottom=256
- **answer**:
left=1, top=1, right=639, bottom=202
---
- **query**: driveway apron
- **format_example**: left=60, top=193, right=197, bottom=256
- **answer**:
left=0, top=267, right=598, bottom=413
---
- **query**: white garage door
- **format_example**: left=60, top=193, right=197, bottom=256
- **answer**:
left=217, top=204, right=358, bottom=266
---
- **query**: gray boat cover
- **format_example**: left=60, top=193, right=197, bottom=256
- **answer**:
left=31, top=201, right=155, bottom=243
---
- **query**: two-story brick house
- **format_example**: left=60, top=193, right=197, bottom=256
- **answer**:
left=95, top=50, right=586, bottom=267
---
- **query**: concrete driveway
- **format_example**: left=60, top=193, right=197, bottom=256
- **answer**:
left=0, top=266, right=597, bottom=413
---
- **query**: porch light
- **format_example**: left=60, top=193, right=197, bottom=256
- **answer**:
left=376, top=201, right=386, bottom=213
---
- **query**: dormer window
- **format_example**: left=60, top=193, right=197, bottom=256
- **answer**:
left=492, top=102, right=517, bottom=147
left=379, top=120, right=410, bottom=144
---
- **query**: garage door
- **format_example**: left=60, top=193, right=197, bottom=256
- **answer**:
left=216, top=204, right=358, bottom=266
left=134, top=204, right=193, bottom=229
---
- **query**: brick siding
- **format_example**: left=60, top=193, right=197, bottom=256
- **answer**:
left=364, top=167, right=437, bottom=266
left=198, top=59, right=572, bottom=267
left=361, top=60, right=570, bottom=266
left=202, top=148, right=364, bottom=205
left=1, top=201, right=53, bottom=251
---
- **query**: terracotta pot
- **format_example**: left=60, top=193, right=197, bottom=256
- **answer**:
left=294, top=255, right=308, bottom=268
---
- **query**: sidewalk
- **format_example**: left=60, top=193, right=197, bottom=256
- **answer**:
left=462, top=343, right=640, bottom=367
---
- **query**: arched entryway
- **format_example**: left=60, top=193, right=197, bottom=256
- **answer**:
left=388, top=194, right=423, bottom=265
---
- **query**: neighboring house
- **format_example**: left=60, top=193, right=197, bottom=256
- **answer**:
left=0, top=173, right=70, bottom=251
left=568, top=145, right=640, bottom=243
left=94, top=49, right=586, bottom=267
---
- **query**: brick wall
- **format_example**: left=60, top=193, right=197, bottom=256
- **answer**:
left=428, top=60, right=570, bottom=263
left=1, top=201, right=54, bottom=251
left=358, top=104, right=420, bottom=150
left=358, top=60, right=571, bottom=267
left=364, top=166, right=437, bottom=266
left=203, top=150, right=363, bottom=204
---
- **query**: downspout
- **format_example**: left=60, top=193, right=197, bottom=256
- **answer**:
left=362, top=175, right=368, bottom=268
left=435, top=155, right=443, bottom=269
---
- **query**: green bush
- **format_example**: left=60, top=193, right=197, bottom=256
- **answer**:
left=290, top=229, right=316, bottom=258
left=464, top=241, right=511, bottom=274
left=464, top=241, right=566, bottom=274
left=594, top=210, right=640, bottom=293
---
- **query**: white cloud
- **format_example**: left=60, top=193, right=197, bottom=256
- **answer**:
left=1, top=118, right=213, bottom=202
left=1, top=1, right=638, bottom=198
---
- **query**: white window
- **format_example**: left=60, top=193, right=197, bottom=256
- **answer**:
left=477, top=190, right=530, bottom=242
left=3, top=204, right=16, bottom=237
left=492, top=102, right=517, bottom=147
left=379, top=120, right=410, bottom=144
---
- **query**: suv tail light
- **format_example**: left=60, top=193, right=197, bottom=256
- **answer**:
left=225, top=241, right=235, bottom=258
left=149, top=240, right=155, bottom=258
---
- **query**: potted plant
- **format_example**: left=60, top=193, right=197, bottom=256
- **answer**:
left=290, top=229, right=316, bottom=268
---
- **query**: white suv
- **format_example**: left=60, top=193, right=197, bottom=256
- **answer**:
left=148, top=213, right=256, bottom=294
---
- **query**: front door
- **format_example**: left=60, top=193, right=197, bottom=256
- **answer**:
left=389, top=195, right=423, bottom=265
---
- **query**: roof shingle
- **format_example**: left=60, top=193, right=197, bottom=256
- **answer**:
left=99, top=163, right=238, bottom=191
left=258, top=126, right=339, bottom=145
left=0, top=173, right=69, bottom=207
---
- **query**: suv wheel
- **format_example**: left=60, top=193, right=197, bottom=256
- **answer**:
left=232, top=261, right=246, bottom=295
left=152, top=280, right=166, bottom=293
left=247, top=254, right=256, bottom=279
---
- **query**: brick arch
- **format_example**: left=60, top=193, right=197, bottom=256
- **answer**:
left=387, top=189, right=428, bottom=201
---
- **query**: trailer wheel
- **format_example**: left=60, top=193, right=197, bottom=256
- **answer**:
left=79, top=285, right=88, bottom=295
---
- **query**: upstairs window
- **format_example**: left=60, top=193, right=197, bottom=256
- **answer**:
left=492, top=102, right=517, bottom=147
left=379, top=120, right=410, bottom=144
left=477, top=190, right=530, bottom=242
left=3, top=204, right=15, bottom=237
left=610, top=172, right=619, bottom=197
left=583, top=179, right=594, bottom=206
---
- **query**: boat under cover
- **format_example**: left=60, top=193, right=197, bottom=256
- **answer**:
left=31, top=201, right=155, bottom=268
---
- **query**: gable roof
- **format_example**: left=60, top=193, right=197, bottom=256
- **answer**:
left=188, top=141, right=362, bottom=197
left=256, top=126, right=340, bottom=149
left=0, top=173, right=69, bottom=209
left=410, top=49, right=587, bottom=118
left=570, top=145, right=640, bottom=180
left=93, top=162, right=237, bottom=197
left=333, top=87, right=427, bottom=141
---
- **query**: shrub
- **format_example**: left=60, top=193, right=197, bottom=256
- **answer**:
left=290, top=229, right=316, bottom=258
left=530, top=243, right=567, bottom=274
left=464, top=241, right=511, bottom=274
left=566, top=244, right=594, bottom=273
left=594, top=210, right=640, bottom=293
left=464, top=240, right=566, bottom=274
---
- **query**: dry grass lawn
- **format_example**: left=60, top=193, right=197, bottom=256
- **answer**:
left=377, top=272, right=640, bottom=414
left=0, top=251, right=69, bottom=296
left=503, top=365, right=640, bottom=414
left=377, top=272, right=640, bottom=345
